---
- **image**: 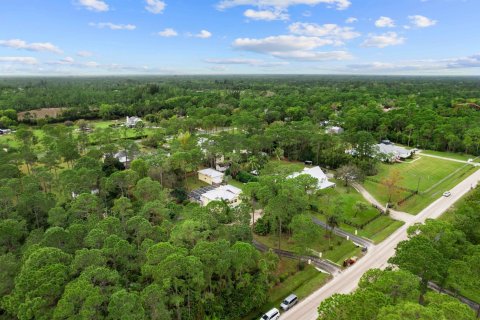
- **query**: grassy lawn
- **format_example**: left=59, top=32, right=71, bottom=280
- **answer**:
left=227, top=178, right=246, bottom=190
left=254, top=231, right=360, bottom=266
left=185, top=175, right=209, bottom=191
left=364, top=156, right=479, bottom=214
left=312, top=213, right=404, bottom=244
left=313, top=183, right=403, bottom=243
left=260, top=159, right=305, bottom=176
left=244, top=258, right=330, bottom=320
left=420, top=150, right=479, bottom=162
left=316, top=183, right=382, bottom=226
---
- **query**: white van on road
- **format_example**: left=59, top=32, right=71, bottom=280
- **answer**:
left=260, top=308, right=280, bottom=320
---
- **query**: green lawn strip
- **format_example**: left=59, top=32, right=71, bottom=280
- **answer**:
left=323, top=242, right=362, bottom=264
left=367, top=219, right=404, bottom=243
left=420, top=150, right=479, bottom=162
left=244, top=258, right=330, bottom=320
left=226, top=178, right=246, bottom=190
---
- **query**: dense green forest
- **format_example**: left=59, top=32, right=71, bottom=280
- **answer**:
left=1, top=76, right=480, bottom=154
left=1, top=76, right=479, bottom=320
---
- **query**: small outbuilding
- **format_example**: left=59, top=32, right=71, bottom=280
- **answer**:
left=198, top=168, right=224, bottom=185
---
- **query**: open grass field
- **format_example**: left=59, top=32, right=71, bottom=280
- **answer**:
left=244, top=258, right=330, bottom=320
left=313, top=183, right=403, bottom=243
left=364, top=156, right=479, bottom=214
left=316, top=183, right=381, bottom=226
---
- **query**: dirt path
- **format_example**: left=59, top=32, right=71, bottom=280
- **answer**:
left=352, top=183, right=414, bottom=223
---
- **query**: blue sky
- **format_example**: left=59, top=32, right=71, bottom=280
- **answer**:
left=0, top=0, right=479, bottom=75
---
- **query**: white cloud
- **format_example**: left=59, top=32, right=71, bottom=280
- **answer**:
left=0, top=39, right=62, bottom=54
left=233, top=35, right=352, bottom=61
left=77, top=0, right=109, bottom=12
left=362, top=32, right=405, bottom=48
left=59, top=57, right=75, bottom=65
left=345, top=17, right=357, bottom=24
left=77, top=50, right=94, bottom=57
left=446, top=54, right=480, bottom=69
left=0, top=56, right=38, bottom=65
left=348, top=54, right=480, bottom=73
left=244, top=9, right=289, bottom=21
left=158, top=28, right=178, bottom=37
left=194, top=30, right=212, bottom=39
left=288, top=22, right=360, bottom=44
left=375, top=16, right=395, bottom=28
left=408, top=15, right=437, bottom=28
left=89, top=22, right=136, bottom=30
left=145, top=0, right=166, bottom=14
left=217, top=0, right=351, bottom=10
left=205, top=58, right=288, bottom=67
left=209, top=65, right=228, bottom=72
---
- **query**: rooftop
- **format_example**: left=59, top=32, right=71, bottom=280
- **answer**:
left=202, top=184, right=242, bottom=202
left=198, top=168, right=224, bottom=178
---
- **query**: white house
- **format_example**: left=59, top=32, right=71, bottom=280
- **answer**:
left=288, top=166, right=336, bottom=190
left=326, top=126, right=344, bottom=134
left=376, top=143, right=413, bottom=162
left=200, top=184, right=242, bottom=206
left=126, top=116, right=142, bottom=128
left=198, top=168, right=224, bottom=185
left=113, top=150, right=137, bottom=166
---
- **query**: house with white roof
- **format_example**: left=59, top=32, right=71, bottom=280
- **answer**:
left=125, top=116, right=142, bottom=128
left=200, top=184, right=242, bottom=206
left=326, top=126, right=344, bottom=134
left=288, top=166, right=336, bottom=190
left=198, top=168, right=224, bottom=185
left=375, top=143, right=413, bottom=162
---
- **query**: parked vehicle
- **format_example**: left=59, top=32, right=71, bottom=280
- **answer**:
left=280, top=294, right=298, bottom=311
left=443, top=191, right=451, bottom=197
left=343, top=256, right=358, bottom=267
left=260, top=308, right=280, bottom=320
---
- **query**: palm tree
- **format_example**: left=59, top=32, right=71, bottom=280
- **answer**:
left=247, top=156, right=260, bottom=173
left=326, top=214, right=339, bottom=248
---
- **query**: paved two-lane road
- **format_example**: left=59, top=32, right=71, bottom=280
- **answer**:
left=282, top=169, right=480, bottom=320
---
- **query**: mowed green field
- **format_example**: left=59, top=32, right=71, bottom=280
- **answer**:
left=364, top=156, right=479, bottom=214
left=314, top=183, right=403, bottom=243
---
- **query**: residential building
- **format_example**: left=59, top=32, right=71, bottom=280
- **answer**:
left=198, top=168, right=224, bottom=185
left=288, top=166, right=336, bottom=190
left=200, top=184, right=242, bottom=206
left=326, top=126, right=344, bottom=134
left=376, top=143, right=413, bottom=162
left=125, top=116, right=142, bottom=128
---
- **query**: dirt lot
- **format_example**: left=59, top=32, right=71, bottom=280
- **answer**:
left=18, top=108, right=65, bottom=120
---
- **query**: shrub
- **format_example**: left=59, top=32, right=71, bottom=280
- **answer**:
left=253, top=216, right=270, bottom=236
left=236, top=170, right=258, bottom=183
